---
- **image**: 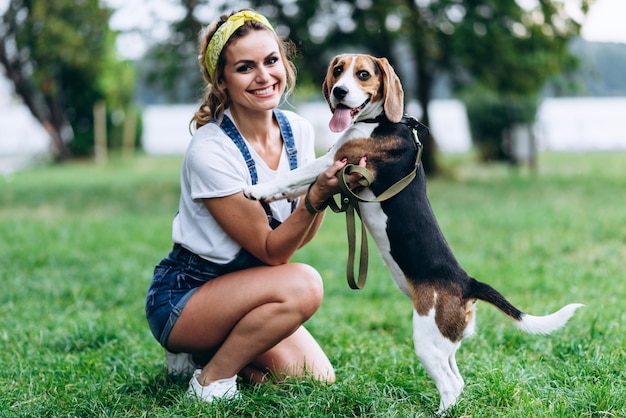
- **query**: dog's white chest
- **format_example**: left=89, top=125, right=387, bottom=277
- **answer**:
left=341, top=123, right=377, bottom=142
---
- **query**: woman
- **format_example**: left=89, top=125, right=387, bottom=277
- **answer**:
left=145, top=9, right=362, bottom=402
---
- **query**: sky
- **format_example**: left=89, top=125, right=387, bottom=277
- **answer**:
left=579, top=0, right=626, bottom=43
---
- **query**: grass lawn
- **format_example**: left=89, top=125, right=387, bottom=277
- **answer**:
left=0, top=152, right=624, bottom=417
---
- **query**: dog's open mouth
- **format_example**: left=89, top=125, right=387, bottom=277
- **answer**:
left=329, top=99, right=370, bottom=133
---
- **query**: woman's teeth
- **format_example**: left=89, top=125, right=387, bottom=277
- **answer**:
left=252, top=86, right=273, bottom=95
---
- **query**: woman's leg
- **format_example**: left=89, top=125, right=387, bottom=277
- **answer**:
left=240, top=325, right=334, bottom=383
left=166, top=262, right=335, bottom=385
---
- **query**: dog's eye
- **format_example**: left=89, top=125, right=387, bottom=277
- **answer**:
left=357, top=70, right=370, bottom=81
left=333, top=66, right=343, bottom=77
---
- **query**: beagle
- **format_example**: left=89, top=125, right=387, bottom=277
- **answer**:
left=243, top=54, right=583, bottom=412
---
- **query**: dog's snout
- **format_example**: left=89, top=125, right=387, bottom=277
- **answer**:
left=333, top=86, right=348, bottom=100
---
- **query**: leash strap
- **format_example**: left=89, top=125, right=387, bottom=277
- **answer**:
left=325, top=175, right=370, bottom=289
left=345, top=204, right=369, bottom=289
left=219, top=109, right=299, bottom=221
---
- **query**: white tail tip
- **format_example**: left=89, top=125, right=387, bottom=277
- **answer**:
left=516, top=303, right=584, bottom=335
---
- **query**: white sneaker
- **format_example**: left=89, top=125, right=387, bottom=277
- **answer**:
left=165, top=350, right=197, bottom=376
left=187, top=369, right=240, bottom=402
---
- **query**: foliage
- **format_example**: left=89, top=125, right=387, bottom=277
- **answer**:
left=449, top=0, right=588, bottom=163
left=445, top=0, right=584, bottom=95
left=460, top=84, right=540, bottom=162
left=0, top=0, right=137, bottom=160
left=139, top=0, right=210, bottom=104
left=0, top=153, right=625, bottom=416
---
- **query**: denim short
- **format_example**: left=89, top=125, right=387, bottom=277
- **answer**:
left=145, top=243, right=265, bottom=348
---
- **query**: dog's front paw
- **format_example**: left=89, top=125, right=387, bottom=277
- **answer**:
left=242, top=184, right=268, bottom=201
left=242, top=184, right=286, bottom=202
left=242, top=185, right=259, bottom=201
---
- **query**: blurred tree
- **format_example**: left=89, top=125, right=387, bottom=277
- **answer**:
left=143, top=0, right=591, bottom=172
left=141, top=0, right=206, bottom=103
left=0, top=0, right=136, bottom=160
left=443, top=0, right=592, bottom=163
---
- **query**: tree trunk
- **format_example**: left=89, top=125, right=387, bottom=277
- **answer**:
left=42, top=86, right=72, bottom=161
left=0, top=43, right=71, bottom=161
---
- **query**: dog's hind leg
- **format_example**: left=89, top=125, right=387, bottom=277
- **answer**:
left=412, top=308, right=464, bottom=412
left=447, top=350, right=464, bottom=390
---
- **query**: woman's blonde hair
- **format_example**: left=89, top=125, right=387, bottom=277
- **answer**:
left=192, top=10, right=297, bottom=129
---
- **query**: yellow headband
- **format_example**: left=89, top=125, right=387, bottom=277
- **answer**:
left=205, top=10, right=276, bottom=84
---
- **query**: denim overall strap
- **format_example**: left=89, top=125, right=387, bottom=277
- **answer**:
left=219, top=115, right=259, bottom=184
left=274, top=109, right=298, bottom=171
left=273, top=109, right=298, bottom=211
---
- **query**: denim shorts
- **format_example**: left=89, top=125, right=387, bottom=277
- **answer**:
left=145, top=243, right=265, bottom=348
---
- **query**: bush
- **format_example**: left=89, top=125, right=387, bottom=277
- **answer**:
left=461, top=85, right=539, bottom=162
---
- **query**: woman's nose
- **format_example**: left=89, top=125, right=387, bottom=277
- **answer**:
left=255, top=66, right=270, bottom=82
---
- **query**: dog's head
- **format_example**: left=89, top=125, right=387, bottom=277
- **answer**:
left=322, top=54, right=404, bottom=133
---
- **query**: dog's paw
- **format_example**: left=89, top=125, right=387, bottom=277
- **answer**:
left=242, top=185, right=259, bottom=201
left=242, top=190, right=255, bottom=200
left=242, top=184, right=288, bottom=202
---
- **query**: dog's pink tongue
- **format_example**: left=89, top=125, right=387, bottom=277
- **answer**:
left=329, top=107, right=352, bottom=132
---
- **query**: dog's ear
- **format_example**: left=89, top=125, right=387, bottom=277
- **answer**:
left=377, top=57, right=404, bottom=123
left=322, top=55, right=342, bottom=106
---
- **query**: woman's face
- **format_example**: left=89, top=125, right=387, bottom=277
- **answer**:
left=219, top=30, right=286, bottom=114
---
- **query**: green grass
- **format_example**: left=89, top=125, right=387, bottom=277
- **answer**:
left=1, top=152, right=624, bottom=417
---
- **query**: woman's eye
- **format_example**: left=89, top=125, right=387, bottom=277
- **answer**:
left=266, top=56, right=279, bottom=65
left=236, top=64, right=253, bottom=73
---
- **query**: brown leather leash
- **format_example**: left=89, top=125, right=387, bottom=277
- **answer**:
left=326, top=123, right=424, bottom=289
left=325, top=166, right=373, bottom=289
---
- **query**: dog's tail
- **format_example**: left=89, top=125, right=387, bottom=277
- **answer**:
left=469, top=279, right=583, bottom=335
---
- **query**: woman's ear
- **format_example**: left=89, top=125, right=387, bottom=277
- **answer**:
left=217, top=74, right=226, bottom=89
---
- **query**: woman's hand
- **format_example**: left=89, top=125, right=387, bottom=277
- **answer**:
left=306, top=156, right=367, bottom=210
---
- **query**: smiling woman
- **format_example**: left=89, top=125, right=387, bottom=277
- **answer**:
left=142, top=8, right=371, bottom=406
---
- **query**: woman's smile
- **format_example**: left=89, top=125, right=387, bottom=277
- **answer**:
left=249, top=84, right=277, bottom=96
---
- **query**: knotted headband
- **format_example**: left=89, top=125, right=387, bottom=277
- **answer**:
left=205, top=10, right=276, bottom=84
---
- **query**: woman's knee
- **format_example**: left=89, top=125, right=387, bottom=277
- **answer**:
left=280, top=263, right=324, bottom=316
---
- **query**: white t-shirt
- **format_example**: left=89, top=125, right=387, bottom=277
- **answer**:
left=172, top=108, right=316, bottom=264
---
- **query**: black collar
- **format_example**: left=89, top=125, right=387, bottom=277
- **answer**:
left=360, top=115, right=387, bottom=124
left=360, top=114, right=430, bottom=138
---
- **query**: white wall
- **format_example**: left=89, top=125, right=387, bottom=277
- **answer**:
left=0, top=77, right=50, bottom=173
left=139, top=99, right=474, bottom=155
left=536, top=97, right=626, bottom=151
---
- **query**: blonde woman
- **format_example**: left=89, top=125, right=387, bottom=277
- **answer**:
left=145, top=9, right=362, bottom=402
